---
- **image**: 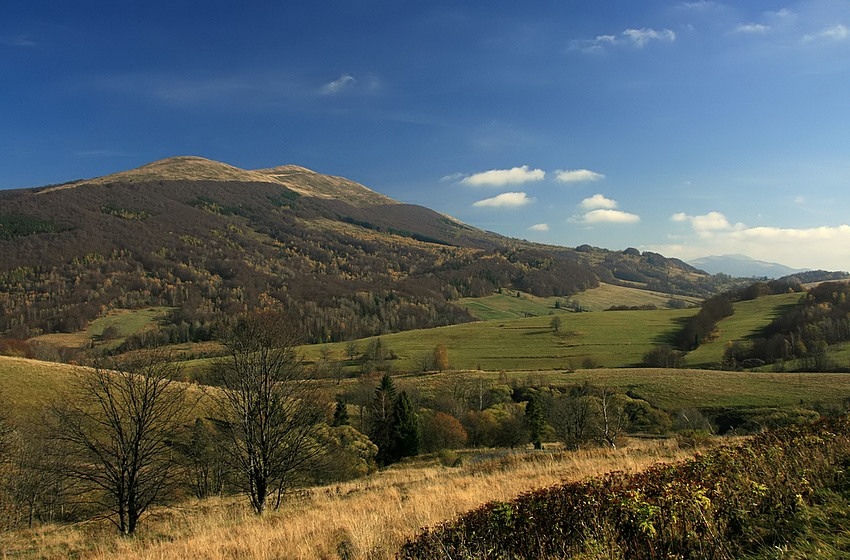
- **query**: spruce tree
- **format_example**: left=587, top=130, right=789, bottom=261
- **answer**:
left=332, top=395, right=350, bottom=427
left=391, top=391, right=421, bottom=461
left=525, top=396, right=545, bottom=450
left=370, top=373, right=397, bottom=465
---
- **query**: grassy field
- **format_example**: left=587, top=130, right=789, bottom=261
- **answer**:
left=29, top=307, right=172, bottom=350
left=685, top=292, right=803, bottom=367
left=300, top=307, right=698, bottom=372
left=384, top=367, right=850, bottom=412
left=0, top=356, right=78, bottom=420
left=0, top=440, right=699, bottom=560
left=0, top=355, right=210, bottom=422
left=568, top=283, right=702, bottom=312
left=459, top=283, right=701, bottom=320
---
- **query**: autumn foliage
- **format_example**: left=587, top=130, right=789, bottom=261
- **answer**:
left=401, top=416, right=850, bottom=559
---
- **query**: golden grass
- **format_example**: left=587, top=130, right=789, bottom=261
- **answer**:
left=1, top=439, right=702, bottom=560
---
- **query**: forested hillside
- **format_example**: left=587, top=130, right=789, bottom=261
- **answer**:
left=0, top=157, right=723, bottom=352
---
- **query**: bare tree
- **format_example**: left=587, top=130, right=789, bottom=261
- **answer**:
left=213, top=311, right=326, bottom=515
left=49, top=352, right=191, bottom=534
left=549, top=386, right=595, bottom=450
left=592, top=387, right=630, bottom=449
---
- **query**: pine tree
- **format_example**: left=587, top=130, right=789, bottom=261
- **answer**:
left=525, top=396, right=545, bottom=450
left=391, top=391, right=421, bottom=461
left=332, top=395, right=350, bottom=427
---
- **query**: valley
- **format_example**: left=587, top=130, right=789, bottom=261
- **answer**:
left=1, top=158, right=849, bottom=559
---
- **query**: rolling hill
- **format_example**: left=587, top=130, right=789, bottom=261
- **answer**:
left=0, top=156, right=727, bottom=358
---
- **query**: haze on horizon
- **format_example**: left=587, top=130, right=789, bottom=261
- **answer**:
left=2, top=1, right=849, bottom=271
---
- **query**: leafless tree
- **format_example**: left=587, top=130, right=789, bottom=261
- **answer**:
left=213, top=311, right=326, bottom=515
left=49, top=352, right=192, bottom=534
left=548, top=385, right=595, bottom=450
left=592, top=387, right=630, bottom=449
left=4, top=425, right=72, bottom=527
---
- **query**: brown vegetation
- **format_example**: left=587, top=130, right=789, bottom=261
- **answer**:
left=0, top=439, right=698, bottom=559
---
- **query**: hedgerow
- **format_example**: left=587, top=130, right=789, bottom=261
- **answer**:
left=400, top=416, right=850, bottom=559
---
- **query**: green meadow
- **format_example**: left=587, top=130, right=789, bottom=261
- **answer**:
left=30, top=306, right=171, bottom=350
left=685, top=292, right=803, bottom=367
left=459, top=283, right=701, bottom=320
left=301, top=307, right=698, bottom=372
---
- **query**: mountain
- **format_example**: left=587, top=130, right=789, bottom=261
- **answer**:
left=0, top=156, right=722, bottom=352
left=689, top=254, right=809, bottom=278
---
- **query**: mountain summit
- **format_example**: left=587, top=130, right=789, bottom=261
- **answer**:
left=47, top=156, right=396, bottom=208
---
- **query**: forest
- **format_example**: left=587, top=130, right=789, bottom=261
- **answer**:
left=0, top=166, right=723, bottom=354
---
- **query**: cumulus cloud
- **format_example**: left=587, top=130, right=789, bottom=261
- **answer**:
left=572, top=27, right=675, bottom=52
left=555, top=169, right=605, bottom=183
left=321, top=74, right=357, bottom=94
left=528, top=223, right=550, bottom=231
left=473, top=192, right=533, bottom=208
left=804, top=24, right=849, bottom=42
left=583, top=209, right=640, bottom=224
left=461, top=165, right=545, bottom=187
left=671, top=211, right=741, bottom=235
left=581, top=194, right=618, bottom=210
left=651, top=221, right=850, bottom=271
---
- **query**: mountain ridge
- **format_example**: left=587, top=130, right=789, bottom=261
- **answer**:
left=0, top=156, right=725, bottom=351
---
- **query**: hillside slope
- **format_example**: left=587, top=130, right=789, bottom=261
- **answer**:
left=0, top=157, right=722, bottom=351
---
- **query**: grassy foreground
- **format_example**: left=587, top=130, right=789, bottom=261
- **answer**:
left=0, top=440, right=698, bottom=560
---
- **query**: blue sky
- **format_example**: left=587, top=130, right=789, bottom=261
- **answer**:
left=2, top=1, right=850, bottom=270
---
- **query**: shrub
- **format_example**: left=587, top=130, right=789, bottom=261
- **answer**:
left=401, top=416, right=850, bottom=559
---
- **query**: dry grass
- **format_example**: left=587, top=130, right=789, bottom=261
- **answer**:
left=1, top=439, right=703, bottom=560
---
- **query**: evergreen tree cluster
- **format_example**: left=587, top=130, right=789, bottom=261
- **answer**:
left=369, top=374, right=421, bottom=466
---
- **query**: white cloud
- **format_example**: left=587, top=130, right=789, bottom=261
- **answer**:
left=528, top=223, right=549, bottom=231
left=440, top=172, right=467, bottom=183
left=473, top=192, right=533, bottom=208
left=555, top=169, right=605, bottom=183
left=321, top=74, right=357, bottom=94
left=571, top=27, right=675, bottom=53
left=663, top=210, right=850, bottom=270
left=581, top=194, right=618, bottom=210
left=672, top=211, right=739, bottom=235
left=679, top=1, right=721, bottom=9
left=583, top=209, right=640, bottom=224
left=734, top=23, right=770, bottom=34
left=651, top=223, right=850, bottom=271
left=461, top=165, right=545, bottom=187
left=623, top=28, right=676, bottom=48
left=804, top=24, right=849, bottom=42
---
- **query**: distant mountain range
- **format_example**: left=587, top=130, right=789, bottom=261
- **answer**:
left=689, top=254, right=809, bottom=278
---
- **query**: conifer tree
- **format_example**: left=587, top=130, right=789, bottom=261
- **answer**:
left=332, top=395, right=350, bottom=427
left=391, top=391, right=421, bottom=461
left=524, top=396, right=545, bottom=450
left=370, top=373, right=397, bottom=465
